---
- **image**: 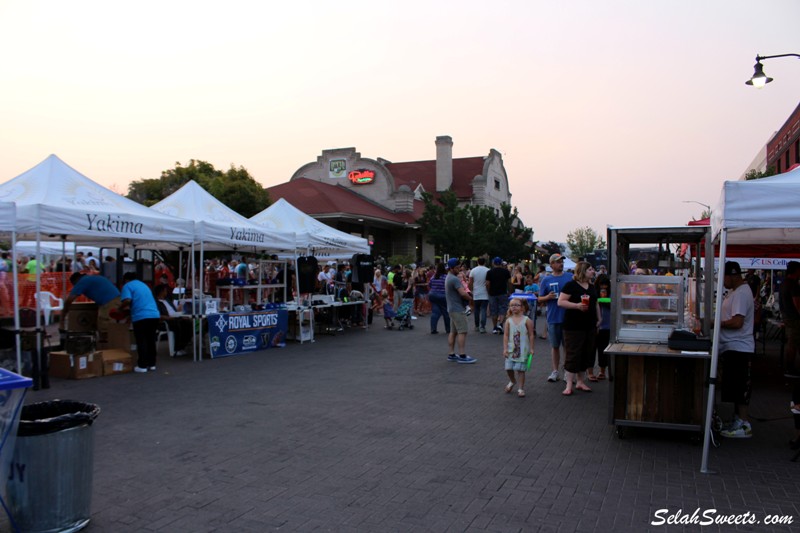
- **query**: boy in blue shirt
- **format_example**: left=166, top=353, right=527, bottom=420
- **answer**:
left=119, top=272, right=160, bottom=373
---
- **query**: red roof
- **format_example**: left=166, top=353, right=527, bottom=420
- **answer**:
left=386, top=156, right=485, bottom=199
left=267, top=178, right=422, bottom=225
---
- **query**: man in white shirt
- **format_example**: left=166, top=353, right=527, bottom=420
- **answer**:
left=468, top=257, right=490, bottom=333
left=317, top=264, right=333, bottom=293
left=718, top=261, right=755, bottom=439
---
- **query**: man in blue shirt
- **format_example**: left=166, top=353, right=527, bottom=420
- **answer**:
left=539, top=254, right=574, bottom=383
left=119, top=272, right=161, bottom=373
left=61, top=272, right=121, bottom=333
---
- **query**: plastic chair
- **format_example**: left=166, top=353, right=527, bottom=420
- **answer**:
left=35, top=291, right=64, bottom=325
left=157, top=321, right=176, bottom=356
left=157, top=322, right=175, bottom=356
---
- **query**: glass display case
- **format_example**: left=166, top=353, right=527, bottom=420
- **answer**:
left=606, top=226, right=714, bottom=438
left=615, top=275, right=684, bottom=343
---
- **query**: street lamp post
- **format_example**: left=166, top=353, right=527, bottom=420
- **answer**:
left=746, top=53, right=800, bottom=88
left=682, top=200, right=711, bottom=211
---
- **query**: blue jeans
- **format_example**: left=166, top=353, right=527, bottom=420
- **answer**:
left=473, top=299, right=488, bottom=329
left=428, top=292, right=450, bottom=333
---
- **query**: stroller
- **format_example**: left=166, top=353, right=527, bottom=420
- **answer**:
left=394, top=297, right=415, bottom=330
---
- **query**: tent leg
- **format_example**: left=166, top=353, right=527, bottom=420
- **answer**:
left=701, top=229, right=727, bottom=474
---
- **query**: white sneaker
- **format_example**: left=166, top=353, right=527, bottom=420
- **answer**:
left=547, top=370, right=559, bottom=382
left=148, top=366, right=157, bottom=371
left=721, top=421, right=752, bottom=439
left=134, top=366, right=148, bottom=373
left=722, top=416, right=744, bottom=432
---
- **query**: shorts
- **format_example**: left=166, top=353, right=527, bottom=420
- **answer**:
left=547, top=323, right=564, bottom=349
left=489, top=295, right=509, bottom=317
left=563, top=328, right=596, bottom=373
left=504, top=358, right=527, bottom=372
left=450, top=312, right=469, bottom=334
left=721, top=350, right=752, bottom=406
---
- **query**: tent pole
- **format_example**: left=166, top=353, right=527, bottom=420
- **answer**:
left=12, top=230, right=21, bottom=375
left=60, top=239, right=67, bottom=302
left=197, top=242, right=203, bottom=362
left=701, top=228, right=727, bottom=474
left=33, top=233, right=43, bottom=380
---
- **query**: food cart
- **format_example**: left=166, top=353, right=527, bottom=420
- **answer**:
left=605, top=226, right=714, bottom=438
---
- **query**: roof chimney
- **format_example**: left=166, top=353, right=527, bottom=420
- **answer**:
left=435, top=135, right=453, bottom=191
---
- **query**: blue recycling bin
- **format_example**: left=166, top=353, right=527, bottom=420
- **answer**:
left=0, top=369, right=33, bottom=530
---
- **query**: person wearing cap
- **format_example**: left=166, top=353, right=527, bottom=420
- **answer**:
left=539, top=253, right=574, bottom=383
left=486, top=256, right=511, bottom=334
left=445, top=258, right=477, bottom=364
left=718, top=261, right=755, bottom=439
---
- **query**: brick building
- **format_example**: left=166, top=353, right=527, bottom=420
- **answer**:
left=266, top=136, right=513, bottom=263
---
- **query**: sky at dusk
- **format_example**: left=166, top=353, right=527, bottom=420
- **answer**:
left=1, top=0, right=799, bottom=244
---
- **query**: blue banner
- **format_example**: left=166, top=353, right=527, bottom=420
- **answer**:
left=207, top=310, right=289, bottom=358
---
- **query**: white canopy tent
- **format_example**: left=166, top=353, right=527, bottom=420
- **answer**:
left=249, top=198, right=370, bottom=259
left=545, top=256, right=577, bottom=272
left=702, top=166, right=800, bottom=472
left=0, top=201, right=23, bottom=373
left=0, top=155, right=197, bottom=369
left=150, top=181, right=296, bottom=252
left=150, top=181, right=297, bottom=359
left=13, top=241, right=99, bottom=257
left=0, top=155, right=195, bottom=245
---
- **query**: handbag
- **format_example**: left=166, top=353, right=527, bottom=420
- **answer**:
left=525, top=352, right=533, bottom=371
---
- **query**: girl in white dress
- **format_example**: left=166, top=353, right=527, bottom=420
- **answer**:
left=503, top=297, right=535, bottom=397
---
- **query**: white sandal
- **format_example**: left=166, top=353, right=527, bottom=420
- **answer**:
left=517, top=389, right=525, bottom=398
left=504, top=382, right=515, bottom=393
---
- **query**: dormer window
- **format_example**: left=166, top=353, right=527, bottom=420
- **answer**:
left=414, top=184, right=425, bottom=200
left=494, top=179, right=501, bottom=191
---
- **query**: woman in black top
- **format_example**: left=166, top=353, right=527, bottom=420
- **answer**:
left=557, top=261, right=600, bottom=396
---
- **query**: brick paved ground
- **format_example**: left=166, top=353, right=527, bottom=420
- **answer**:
left=5, top=317, right=800, bottom=532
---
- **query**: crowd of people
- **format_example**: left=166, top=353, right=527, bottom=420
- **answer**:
left=4, top=245, right=798, bottom=448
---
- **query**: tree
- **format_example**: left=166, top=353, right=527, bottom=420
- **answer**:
left=417, top=190, right=533, bottom=261
left=533, top=241, right=563, bottom=264
left=566, top=226, right=606, bottom=260
left=417, top=190, right=473, bottom=258
left=206, top=165, right=272, bottom=218
left=744, top=167, right=776, bottom=181
left=490, top=203, right=533, bottom=263
left=126, top=160, right=270, bottom=217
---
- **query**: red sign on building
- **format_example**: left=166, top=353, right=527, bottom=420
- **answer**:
left=348, top=169, right=375, bottom=184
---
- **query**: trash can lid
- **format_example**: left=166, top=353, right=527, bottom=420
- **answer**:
left=0, top=368, right=33, bottom=391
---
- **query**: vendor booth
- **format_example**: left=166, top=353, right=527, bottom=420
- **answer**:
left=0, top=155, right=197, bottom=377
left=250, top=199, right=371, bottom=342
left=0, top=201, right=22, bottom=373
left=150, top=180, right=296, bottom=359
left=701, top=165, right=800, bottom=472
left=606, top=226, right=714, bottom=439
left=249, top=198, right=370, bottom=259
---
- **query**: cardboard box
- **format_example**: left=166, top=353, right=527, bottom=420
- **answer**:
left=101, top=348, right=133, bottom=376
left=49, top=350, right=103, bottom=380
left=97, top=322, right=132, bottom=351
left=64, top=334, right=96, bottom=355
left=67, top=303, right=98, bottom=333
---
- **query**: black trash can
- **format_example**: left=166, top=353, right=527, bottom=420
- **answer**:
left=6, top=400, right=100, bottom=533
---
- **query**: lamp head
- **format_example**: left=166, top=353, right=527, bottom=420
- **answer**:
left=746, top=61, right=773, bottom=88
